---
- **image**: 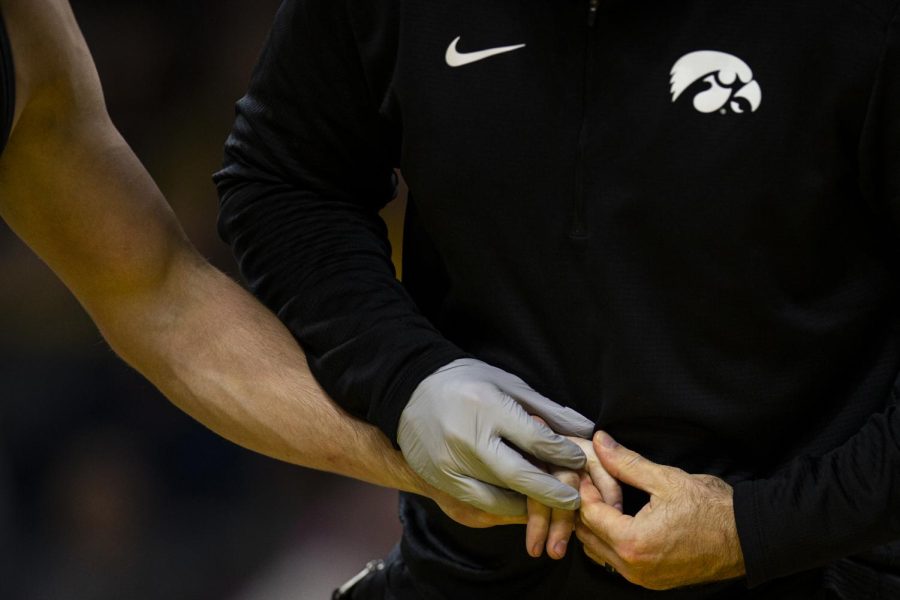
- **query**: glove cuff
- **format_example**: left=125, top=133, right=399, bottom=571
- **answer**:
left=370, top=344, right=470, bottom=447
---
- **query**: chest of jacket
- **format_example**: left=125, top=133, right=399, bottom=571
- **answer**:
left=393, top=0, right=888, bottom=266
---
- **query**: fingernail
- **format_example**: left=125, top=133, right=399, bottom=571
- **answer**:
left=599, top=432, right=619, bottom=449
left=614, top=503, right=623, bottom=512
left=531, top=543, right=542, bottom=557
left=553, top=540, right=568, bottom=558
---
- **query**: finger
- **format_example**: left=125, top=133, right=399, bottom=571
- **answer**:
left=432, top=488, right=528, bottom=528
left=593, top=431, right=670, bottom=496
left=524, top=418, right=551, bottom=558
left=525, top=496, right=551, bottom=558
left=575, top=519, right=627, bottom=574
left=503, top=382, right=595, bottom=438
left=495, top=399, right=587, bottom=471
left=482, top=440, right=581, bottom=510
left=545, top=469, right=579, bottom=560
left=578, top=472, right=604, bottom=505
left=569, top=437, right=623, bottom=510
left=444, top=472, right=528, bottom=516
left=454, top=510, right=528, bottom=528
left=587, top=461, right=623, bottom=511
left=578, top=474, right=631, bottom=545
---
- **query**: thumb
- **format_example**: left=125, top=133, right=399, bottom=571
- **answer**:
left=593, top=431, right=669, bottom=496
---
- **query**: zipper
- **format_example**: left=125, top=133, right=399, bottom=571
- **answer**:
left=570, top=0, right=599, bottom=239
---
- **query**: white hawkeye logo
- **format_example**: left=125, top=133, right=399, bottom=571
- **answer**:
left=445, top=36, right=526, bottom=68
left=670, top=51, right=762, bottom=114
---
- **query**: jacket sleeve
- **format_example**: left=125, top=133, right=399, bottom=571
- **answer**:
left=214, top=0, right=467, bottom=443
left=733, top=6, right=900, bottom=586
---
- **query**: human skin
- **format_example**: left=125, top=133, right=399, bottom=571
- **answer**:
left=527, top=422, right=623, bottom=560
left=0, top=0, right=521, bottom=529
left=1, top=2, right=646, bottom=570
left=575, top=432, right=746, bottom=590
left=4, top=3, right=750, bottom=590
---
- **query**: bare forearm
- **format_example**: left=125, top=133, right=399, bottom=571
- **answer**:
left=89, top=255, right=429, bottom=494
left=0, top=68, right=429, bottom=499
left=0, top=0, right=511, bottom=529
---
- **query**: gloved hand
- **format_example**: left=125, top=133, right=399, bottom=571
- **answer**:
left=398, top=358, right=595, bottom=516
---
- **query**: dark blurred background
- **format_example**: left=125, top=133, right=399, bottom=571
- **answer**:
left=0, top=2, right=404, bottom=598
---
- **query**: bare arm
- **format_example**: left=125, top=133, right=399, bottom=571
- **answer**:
left=0, top=0, right=516, bottom=527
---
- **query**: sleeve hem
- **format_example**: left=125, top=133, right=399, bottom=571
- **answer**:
left=369, top=344, right=470, bottom=446
left=733, top=479, right=772, bottom=588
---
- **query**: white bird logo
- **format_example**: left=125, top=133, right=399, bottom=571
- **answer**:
left=670, top=50, right=762, bottom=114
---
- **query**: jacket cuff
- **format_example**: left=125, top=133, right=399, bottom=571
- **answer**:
left=368, top=343, right=469, bottom=447
left=733, top=478, right=773, bottom=588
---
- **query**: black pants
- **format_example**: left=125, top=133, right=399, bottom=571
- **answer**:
left=336, top=546, right=419, bottom=600
left=337, top=547, right=900, bottom=600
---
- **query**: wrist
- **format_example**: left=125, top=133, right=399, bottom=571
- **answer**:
left=383, top=447, right=431, bottom=496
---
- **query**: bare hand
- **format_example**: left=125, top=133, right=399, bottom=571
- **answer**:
left=575, top=432, right=745, bottom=590
left=525, top=465, right=580, bottom=558
left=525, top=435, right=622, bottom=560
left=431, top=486, right=528, bottom=528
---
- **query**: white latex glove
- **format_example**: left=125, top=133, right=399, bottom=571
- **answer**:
left=398, top=358, right=595, bottom=516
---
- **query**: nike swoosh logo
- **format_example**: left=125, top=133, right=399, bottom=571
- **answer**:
left=445, top=36, right=526, bottom=68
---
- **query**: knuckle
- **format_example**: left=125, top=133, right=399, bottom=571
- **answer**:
left=553, top=469, right=580, bottom=488
left=528, top=503, right=552, bottom=521
left=553, top=513, right=577, bottom=531
left=442, top=423, right=485, bottom=452
left=455, top=380, right=492, bottom=405
left=503, top=372, right=529, bottom=388
left=579, top=503, right=599, bottom=526
left=665, top=466, right=688, bottom=484
left=455, top=494, right=479, bottom=509
left=617, top=538, right=644, bottom=565
left=432, top=453, right=458, bottom=474
left=696, top=474, right=717, bottom=486
left=417, top=465, right=449, bottom=492
left=618, top=546, right=638, bottom=565
left=442, top=428, right=468, bottom=449
left=551, top=501, right=577, bottom=518
left=622, top=452, right=644, bottom=471
left=662, top=469, right=681, bottom=489
left=536, top=422, right=560, bottom=439
left=531, top=415, right=548, bottom=428
left=601, top=480, right=622, bottom=497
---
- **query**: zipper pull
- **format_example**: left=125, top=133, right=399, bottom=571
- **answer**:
left=588, top=0, right=599, bottom=27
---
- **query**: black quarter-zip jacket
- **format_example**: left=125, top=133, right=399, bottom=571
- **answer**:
left=216, top=0, right=900, bottom=597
